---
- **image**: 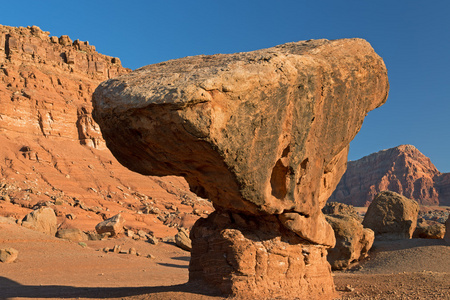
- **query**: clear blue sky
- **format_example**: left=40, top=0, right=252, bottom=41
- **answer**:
left=3, top=1, right=449, bottom=171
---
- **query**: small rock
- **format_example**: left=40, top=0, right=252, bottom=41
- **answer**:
left=78, top=242, right=87, bottom=248
left=95, top=214, right=125, bottom=236
left=126, top=229, right=134, bottom=238
left=56, top=228, right=88, bottom=242
left=112, top=244, right=121, bottom=253
left=21, top=207, right=57, bottom=236
left=344, top=285, right=355, bottom=292
left=148, top=236, right=159, bottom=245
left=128, top=247, right=137, bottom=255
left=66, top=213, right=76, bottom=220
left=175, top=227, right=192, bottom=251
left=0, top=248, right=19, bottom=263
left=146, top=254, right=155, bottom=259
left=102, top=247, right=110, bottom=253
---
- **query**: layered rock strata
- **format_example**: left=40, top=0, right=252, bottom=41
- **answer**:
left=329, top=145, right=450, bottom=206
left=0, top=25, right=212, bottom=239
left=93, top=38, right=389, bottom=298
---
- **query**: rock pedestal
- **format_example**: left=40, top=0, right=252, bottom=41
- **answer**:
left=190, top=211, right=335, bottom=299
left=93, top=38, right=389, bottom=299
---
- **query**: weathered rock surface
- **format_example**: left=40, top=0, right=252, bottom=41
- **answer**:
left=21, top=207, right=57, bottom=236
left=363, top=191, right=419, bottom=240
left=0, top=24, right=213, bottom=239
left=413, top=218, right=445, bottom=239
left=329, top=145, right=450, bottom=206
left=174, top=227, right=192, bottom=251
left=93, top=38, right=389, bottom=298
left=95, top=213, right=124, bottom=236
left=0, top=248, right=19, bottom=263
left=190, top=211, right=335, bottom=298
left=323, top=203, right=373, bottom=270
left=445, top=216, right=450, bottom=244
left=56, top=228, right=88, bottom=242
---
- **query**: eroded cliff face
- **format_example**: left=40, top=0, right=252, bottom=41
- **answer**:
left=329, top=145, right=450, bottom=206
left=93, top=38, right=389, bottom=299
left=0, top=25, right=212, bottom=238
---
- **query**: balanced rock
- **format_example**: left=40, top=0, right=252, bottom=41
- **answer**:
left=323, top=203, right=374, bottom=270
left=21, top=207, right=57, bottom=236
left=0, top=248, right=19, bottom=263
left=93, top=39, right=389, bottom=299
left=56, top=228, right=88, bottom=242
left=362, top=191, right=419, bottom=240
left=95, top=213, right=124, bottom=236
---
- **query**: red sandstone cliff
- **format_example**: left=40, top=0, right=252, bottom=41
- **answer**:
left=328, top=145, right=449, bottom=206
left=0, top=25, right=212, bottom=237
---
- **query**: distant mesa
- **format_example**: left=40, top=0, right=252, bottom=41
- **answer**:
left=329, top=145, right=450, bottom=206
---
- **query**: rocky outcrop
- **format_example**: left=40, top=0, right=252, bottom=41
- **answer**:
left=329, top=145, right=450, bottom=206
left=93, top=38, right=388, bottom=298
left=363, top=191, right=419, bottom=240
left=0, top=24, right=213, bottom=239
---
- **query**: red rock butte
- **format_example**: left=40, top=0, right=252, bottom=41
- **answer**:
left=93, top=38, right=389, bottom=299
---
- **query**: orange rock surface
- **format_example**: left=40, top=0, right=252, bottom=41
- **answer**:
left=0, top=24, right=212, bottom=239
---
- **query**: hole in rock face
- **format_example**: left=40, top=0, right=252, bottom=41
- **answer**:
left=270, top=145, right=290, bottom=200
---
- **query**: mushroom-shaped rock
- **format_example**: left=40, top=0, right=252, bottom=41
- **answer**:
left=93, top=38, right=389, bottom=299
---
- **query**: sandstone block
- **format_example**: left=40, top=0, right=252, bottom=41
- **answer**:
left=362, top=191, right=419, bottom=240
left=175, top=227, right=192, bottom=251
left=22, top=207, right=57, bottom=236
left=95, top=213, right=124, bottom=236
left=0, top=248, right=19, bottom=263
left=325, top=213, right=374, bottom=270
left=190, top=212, right=336, bottom=299
left=56, top=228, right=88, bottom=242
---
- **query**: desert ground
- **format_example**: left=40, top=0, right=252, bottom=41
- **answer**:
left=1, top=219, right=449, bottom=300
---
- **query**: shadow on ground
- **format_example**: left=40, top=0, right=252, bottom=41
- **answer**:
left=0, top=277, right=222, bottom=299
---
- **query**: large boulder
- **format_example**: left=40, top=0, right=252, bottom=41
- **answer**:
left=413, top=218, right=446, bottom=239
left=362, top=191, right=419, bottom=240
left=324, top=203, right=374, bottom=270
left=21, top=207, right=57, bottom=236
left=93, top=38, right=388, bottom=299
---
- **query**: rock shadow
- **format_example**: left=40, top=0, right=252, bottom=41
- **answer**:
left=0, top=276, right=222, bottom=299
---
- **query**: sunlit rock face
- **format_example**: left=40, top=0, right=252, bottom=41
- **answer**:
left=93, top=38, right=389, bottom=299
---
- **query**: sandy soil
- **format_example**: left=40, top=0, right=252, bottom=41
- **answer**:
left=1, top=221, right=449, bottom=300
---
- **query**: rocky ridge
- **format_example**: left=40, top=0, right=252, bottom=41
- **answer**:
left=329, top=145, right=450, bottom=206
left=0, top=24, right=213, bottom=240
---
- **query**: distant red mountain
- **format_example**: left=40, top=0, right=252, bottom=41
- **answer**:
left=328, top=145, right=450, bottom=206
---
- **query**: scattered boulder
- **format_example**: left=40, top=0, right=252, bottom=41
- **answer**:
left=0, top=248, right=19, bottom=263
left=56, top=228, right=88, bottom=242
left=324, top=204, right=374, bottom=270
left=323, top=202, right=362, bottom=222
left=445, top=216, right=450, bottom=244
left=93, top=38, right=389, bottom=299
left=21, top=207, right=57, bottom=236
left=175, top=227, right=192, bottom=251
left=95, top=213, right=124, bottom=236
left=362, top=191, right=419, bottom=240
